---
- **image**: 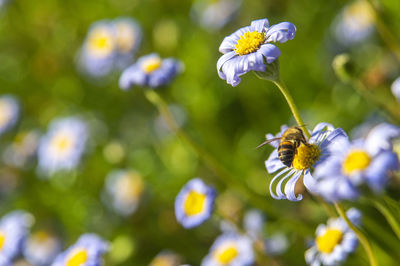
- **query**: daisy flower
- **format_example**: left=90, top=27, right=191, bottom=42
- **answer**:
left=217, top=18, right=296, bottom=86
left=265, top=123, right=347, bottom=201
left=333, top=0, right=375, bottom=46
left=3, top=130, right=39, bottom=168
left=174, top=178, right=216, bottom=229
left=243, top=209, right=265, bottom=240
left=190, top=0, right=242, bottom=31
left=0, top=211, right=33, bottom=265
left=104, top=169, right=145, bottom=216
left=51, top=234, right=108, bottom=266
left=305, top=208, right=361, bottom=266
left=23, top=231, right=61, bottom=266
left=201, top=233, right=254, bottom=266
left=313, top=123, right=399, bottom=202
left=149, top=250, right=182, bottom=266
left=119, top=53, right=183, bottom=90
left=37, top=117, right=88, bottom=176
left=0, top=95, right=19, bottom=136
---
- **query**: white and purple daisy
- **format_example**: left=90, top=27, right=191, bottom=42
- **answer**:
left=0, top=95, right=19, bottom=136
left=190, top=0, right=242, bottom=31
left=265, top=123, right=347, bottom=201
left=313, top=123, right=399, bottom=202
left=104, top=169, right=145, bottom=216
left=217, top=18, right=296, bottom=86
left=305, top=208, right=361, bottom=266
left=201, top=233, right=254, bottom=266
left=0, top=211, right=33, bottom=265
left=37, top=117, right=88, bottom=177
left=51, top=234, right=108, bottom=266
left=3, top=130, right=39, bottom=168
left=23, top=231, right=61, bottom=266
left=175, top=178, right=216, bottom=229
left=119, top=53, right=183, bottom=90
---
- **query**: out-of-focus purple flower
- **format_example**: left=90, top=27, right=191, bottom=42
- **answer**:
left=104, top=169, right=145, bottom=216
left=332, top=0, right=375, bottom=46
left=174, top=178, right=216, bottom=229
left=23, top=231, right=61, bottom=266
left=201, top=233, right=254, bottom=266
left=305, top=208, right=361, bottom=265
left=313, top=123, right=399, bottom=202
left=119, top=53, right=183, bottom=90
left=3, top=130, right=39, bottom=168
left=0, top=95, right=19, bottom=136
left=37, top=117, right=88, bottom=177
left=51, top=234, right=108, bottom=266
left=191, top=0, right=242, bottom=31
left=391, top=77, right=400, bottom=102
left=217, top=18, right=296, bottom=86
left=265, top=123, right=347, bottom=201
left=149, top=250, right=182, bottom=266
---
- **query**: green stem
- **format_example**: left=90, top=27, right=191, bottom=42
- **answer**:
left=272, top=79, right=310, bottom=138
left=334, top=202, right=378, bottom=266
left=371, top=198, right=400, bottom=240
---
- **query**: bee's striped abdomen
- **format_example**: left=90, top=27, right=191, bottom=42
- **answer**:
left=278, top=141, right=295, bottom=167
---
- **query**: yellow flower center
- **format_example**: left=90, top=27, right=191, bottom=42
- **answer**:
left=0, top=100, right=12, bottom=128
left=87, top=27, right=115, bottom=57
left=149, top=256, right=171, bottom=266
left=235, top=31, right=265, bottom=56
left=344, top=0, right=375, bottom=28
left=213, top=245, right=239, bottom=264
left=66, top=249, right=88, bottom=266
left=0, top=231, right=6, bottom=251
left=342, top=149, right=371, bottom=175
left=316, top=228, right=343, bottom=254
left=292, top=144, right=321, bottom=170
left=51, top=133, right=73, bottom=155
left=141, top=57, right=162, bottom=73
left=183, top=190, right=206, bottom=216
left=115, top=22, right=136, bottom=53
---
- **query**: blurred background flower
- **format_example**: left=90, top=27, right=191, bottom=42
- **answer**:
left=23, top=230, right=61, bottom=266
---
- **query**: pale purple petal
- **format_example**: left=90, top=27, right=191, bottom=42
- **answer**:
left=265, top=22, right=296, bottom=43
left=250, top=18, right=269, bottom=32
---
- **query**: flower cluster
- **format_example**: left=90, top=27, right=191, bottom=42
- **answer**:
left=79, top=17, right=142, bottom=78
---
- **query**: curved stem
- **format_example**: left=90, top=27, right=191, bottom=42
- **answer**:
left=272, top=79, right=310, bottom=138
left=372, top=198, right=400, bottom=240
left=334, top=202, right=378, bottom=266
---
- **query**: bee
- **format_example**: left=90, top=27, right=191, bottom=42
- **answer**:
left=257, top=126, right=309, bottom=167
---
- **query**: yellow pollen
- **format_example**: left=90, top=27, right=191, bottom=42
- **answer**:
left=214, top=245, right=239, bottom=264
left=66, top=249, right=88, bottom=266
left=292, top=144, right=321, bottom=170
left=235, top=31, right=265, bottom=56
left=342, top=149, right=371, bottom=175
left=316, top=228, right=343, bottom=254
left=0, top=231, right=5, bottom=251
left=183, top=190, right=206, bottom=216
left=142, top=57, right=162, bottom=73
left=51, top=134, right=73, bottom=154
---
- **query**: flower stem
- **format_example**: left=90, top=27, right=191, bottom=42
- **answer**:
left=272, top=79, right=310, bottom=138
left=334, top=202, right=378, bottom=266
left=371, top=198, right=400, bottom=240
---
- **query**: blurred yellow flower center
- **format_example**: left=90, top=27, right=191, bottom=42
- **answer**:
left=235, top=31, right=265, bottom=56
left=117, top=173, right=144, bottom=202
left=316, top=228, right=343, bottom=254
left=342, top=150, right=371, bottom=175
left=344, top=0, right=375, bottom=28
left=115, top=23, right=135, bottom=52
left=142, top=57, right=162, bottom=73
left=66, top=249, right=88, bottom=266
left=292, top=144, right=321, bottom=170
left=0, top=100, right=12, bottom=128
left=51, top=133, right=73, bottom=154
left=87, top=28, right=114, bottom=57
left=149, top=257, right=171, bottom=266
left=214, top=245, right=238, bottom=264
left=0, top=231, right=5, bottom=251
left=34, top=231, right=50, bottom=242
left=184, top=191, right=206, bottom=216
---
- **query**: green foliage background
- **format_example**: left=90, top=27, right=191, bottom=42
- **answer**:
left=1, top=0, right=400, bottom=265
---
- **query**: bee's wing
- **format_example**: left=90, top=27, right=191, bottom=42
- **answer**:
left=256, top=137, right=281, bottom=149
